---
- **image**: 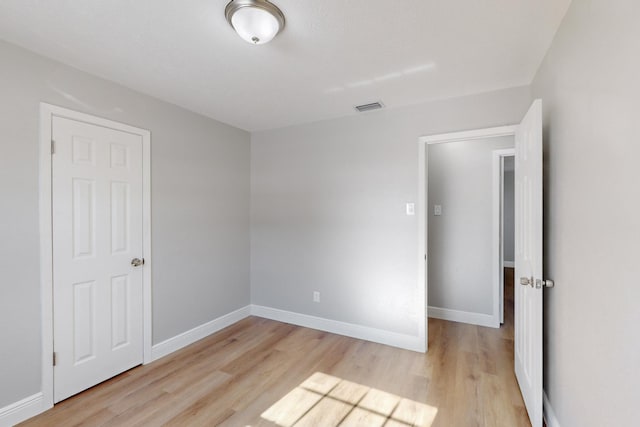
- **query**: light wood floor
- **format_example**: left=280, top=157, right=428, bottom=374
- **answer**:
left=21, top=269, right=527, bottom=427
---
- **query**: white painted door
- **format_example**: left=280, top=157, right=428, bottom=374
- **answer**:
left=52, top=116, right=144, bottom=403
left=514, top=99, right=545, bottom=426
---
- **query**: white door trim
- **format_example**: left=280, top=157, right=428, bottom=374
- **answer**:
left=39, top=103, right=152, bottom=410
left=421, top=125, right=518, bottom=145
left=493, top=149, right=515, bottom=325
left=418, top=125, right=518, bottom=334
left=417, top=143, right=427, bottom=353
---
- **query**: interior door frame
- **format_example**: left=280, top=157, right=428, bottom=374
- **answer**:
left=493, top=149, right=516, bottom=325
left=418, top=125, right=518, bottom=342
left=38, top=103, right=152, bottom=409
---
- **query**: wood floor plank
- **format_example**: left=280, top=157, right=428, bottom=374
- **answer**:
left=340, top=406, right=388, bottom=427
left=328, top=379, right=369, bottom=405
left=358, top=388, right=401, bottom=418
left=219, top=333, right=358, bottom=426
left=21, top=271, right=530, bottom=427
left=293, top=396, right=353, bottom=427
left=133, top=371, right=233, bottom=426
left=391, top=398, right=438, bottom=427
left=261, top=387, right=323, bottom=427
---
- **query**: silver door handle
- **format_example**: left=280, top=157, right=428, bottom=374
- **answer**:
left=520, top=276, right=533, bottom=287
left=131, top=258, right=144, bottom=267
left=521, top=276, right=554, bottom=288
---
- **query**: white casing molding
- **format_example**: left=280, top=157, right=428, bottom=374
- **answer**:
left=0, top=393, right=45, bottom=427
left=504, top=261, right=515, bottom=268
left=151, top=306, right=252, bottom=361
left=543, top=391, right=561, bottom=427
left=417, top=142, right=428, bottom=354
left=421, top=125, right=518, bottom=145
left=39, top=103, right=152, bottom=410
left=493, top=148, right=516, bottom=326
left=428, top=306, right=498, bottom=328
left=251, top=305, right=426, bottom=352
left=419, top=126, right=517, bottom=333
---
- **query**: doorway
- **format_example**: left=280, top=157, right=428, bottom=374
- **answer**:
left=423, top=135, right=515, bottom=329
left=496, top=152, right=515, bottom=328
left=418, top=101, right=546, bottom=426
left=39, top=103, right=152, bottom=407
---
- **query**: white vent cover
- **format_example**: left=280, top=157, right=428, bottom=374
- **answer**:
left=354, top=101, right=384, bottom=113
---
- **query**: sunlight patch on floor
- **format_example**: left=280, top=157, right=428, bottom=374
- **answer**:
left=261, top=372, right=438, bottom=427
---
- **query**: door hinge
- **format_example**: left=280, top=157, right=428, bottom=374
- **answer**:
left=53, top=352, right=57, bottom=366
left=51, top=140, right=55, bottom=154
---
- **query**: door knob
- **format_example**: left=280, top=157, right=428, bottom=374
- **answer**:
left=534, top=278, right=555, bottom=289
left=131, top=258, right=144, bottom=267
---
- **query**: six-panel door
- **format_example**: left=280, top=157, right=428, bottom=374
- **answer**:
left=514, top=100, right=544, bottom=427
left=52, top=116, right=144, bottom=403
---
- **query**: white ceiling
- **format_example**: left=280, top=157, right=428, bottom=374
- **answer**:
left=0, top=1, right=570, bottom=131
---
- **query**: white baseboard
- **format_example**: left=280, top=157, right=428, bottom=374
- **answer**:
left=151, top=305, right=251, bottom=362
left=9, top=303, right=426, bottom=426
left=504, top=261, right=515, bottom=268
left=543, top=390, right=560, bottom=427
left=0, top=392, right=47, bottom=427
left=250, top=305, right=425, bottom=353
left=428, top=306, right=498, bottom=328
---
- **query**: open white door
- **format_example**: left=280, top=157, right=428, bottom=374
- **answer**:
left=514, top=99, right=553, bottom=427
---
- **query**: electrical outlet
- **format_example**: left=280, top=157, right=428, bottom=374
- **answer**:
left=313, top=291, right=320, bottom=303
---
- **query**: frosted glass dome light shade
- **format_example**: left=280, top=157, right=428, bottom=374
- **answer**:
left=225, top=0, right=285, bottom=45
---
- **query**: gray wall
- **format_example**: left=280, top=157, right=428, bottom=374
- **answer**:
left=532, top=0, right=640, bottom=425
left=503, top=164, right=515, bottom=263
left=428, top=136, right=514, bottom=315
left=0, top=40, right=250, bottom=408
left=251, top=87, right=531, bottom=337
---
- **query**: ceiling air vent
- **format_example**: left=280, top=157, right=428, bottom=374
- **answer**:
left=354, top=101, right=384, bottom=113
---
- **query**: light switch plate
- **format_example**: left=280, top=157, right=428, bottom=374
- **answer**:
left=434, top=205, right=442, bottom=216
left=406, top=203, right=415, bottom=216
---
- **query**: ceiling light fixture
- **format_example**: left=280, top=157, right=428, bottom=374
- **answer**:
left=225, top=0, right=285, bottom=45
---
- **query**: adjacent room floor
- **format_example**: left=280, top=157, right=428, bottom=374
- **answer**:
left=21, top=270, right=525, bottom=427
